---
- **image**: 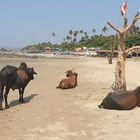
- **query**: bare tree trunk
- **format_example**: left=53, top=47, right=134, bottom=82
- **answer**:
left=135, top=49, right=139, bottom=61
left=113, top=33, right=126, bottom=90
left=108, top=13, right=140, bottom=91
left=108, top=34, right=117, bottom=64
left=114, top=52, right=126, bottom=90
left=107, top=54, right=112, bottom=64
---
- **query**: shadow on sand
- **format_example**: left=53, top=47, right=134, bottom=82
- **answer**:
left=9, top=93, right=38, bottom=108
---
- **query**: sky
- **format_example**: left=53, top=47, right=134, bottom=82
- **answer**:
left=0, top=0, right=140, bottom=49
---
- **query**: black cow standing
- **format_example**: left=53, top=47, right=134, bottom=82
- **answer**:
left=0, top=62, right=37, bottom=110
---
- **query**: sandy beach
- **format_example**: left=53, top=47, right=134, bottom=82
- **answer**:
left=0, top=56, right=140, bottom=140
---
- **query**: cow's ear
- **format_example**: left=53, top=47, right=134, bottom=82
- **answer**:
left=32, top=67, right=37, bottom=75
left=34, top=71, right=37, bottom=75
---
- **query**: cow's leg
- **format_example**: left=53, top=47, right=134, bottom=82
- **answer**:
left=0, top=84, right=4, bottom=110
left=21, top=88, right=25, bottom=102
left=18, top=88, right=22, bottom=102
left=19, top=88, right=25, bottom=103
left=4, top=87, right=10, bottom=109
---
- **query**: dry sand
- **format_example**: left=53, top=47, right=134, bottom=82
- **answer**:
left=0, top=57, right=140, bottom=140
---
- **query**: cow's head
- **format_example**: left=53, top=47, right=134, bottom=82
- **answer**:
left=73, top=72, right=78, bottom=77
left=65, top=68, right=75, bottom=77
left=135, top=86, right=140, bottom=106
left=66, top=71, right=78, bottom=78
left=135, top=86, right=140, bottom=93
left=20, top=62, right=27, bottom=69
left=27, top=67, right=37, bottom=80
left=66, top=70, right=73, bottom=77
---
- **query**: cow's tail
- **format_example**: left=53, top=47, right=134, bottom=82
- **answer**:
left=0, top=72, right=4, bottom=103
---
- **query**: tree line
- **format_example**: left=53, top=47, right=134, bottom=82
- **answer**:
left=22, top=26, right=140, bottom=52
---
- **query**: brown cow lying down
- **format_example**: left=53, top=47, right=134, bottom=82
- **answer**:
left=98, top=87, right=140, bottom=110
left=57, top=72, right=78, bottom=89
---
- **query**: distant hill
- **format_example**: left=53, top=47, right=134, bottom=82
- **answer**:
left=0, top=48, right=11, bottom=52
left=21, top=42, right=53, bottom=53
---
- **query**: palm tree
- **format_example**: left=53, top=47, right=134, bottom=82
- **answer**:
left=73, top=31, right=78, bottom=37
left=52, top=32, right=56, bottom=43
left=102, top=26, right=108, bottom=34
left=85, top=35, right=89, bottom=40
left=129, top=26, right=140, bottom=35
left=69, top=30, right=73, bottom=36
left=73, top=38, right=77, bottom=43
left=52, top=32, right=56, bottom=37
left=84, top=32, right=87, bottom=36
left=84, top=32, right=89, bottom=41
left=66, top=35, right=70, bottom=41
left=92, top=28, right=96, bottom=34
left=52, top=32, right=57, bottom=50
left=79, top=30, right=84, bottom=41
left=80, top=30, right=83, bottom=34
left=79, top=36, right=85, bottom=42
left=62, top=38, right=66, bottom=50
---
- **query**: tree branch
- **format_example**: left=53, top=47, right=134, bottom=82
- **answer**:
left=126, top=46, right=140, bottom=55
left=107, top=22, right=121, bottom=33
left=125, top=13, right=140, bottom=32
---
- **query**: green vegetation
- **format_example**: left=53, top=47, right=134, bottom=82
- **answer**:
left=21, top=26, right=140, bottom=52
